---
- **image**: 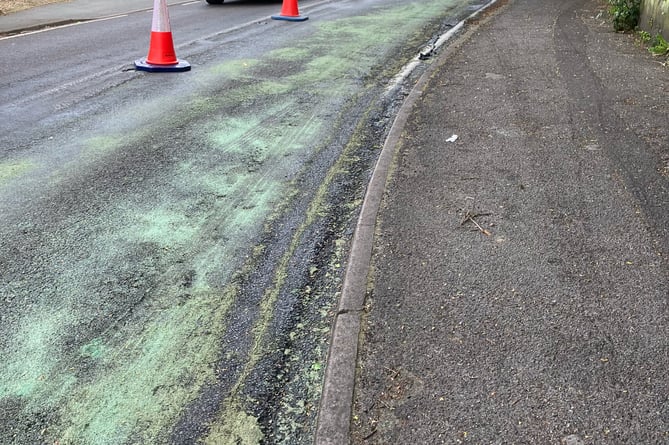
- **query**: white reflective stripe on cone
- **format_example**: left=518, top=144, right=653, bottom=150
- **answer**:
left=151, top=0, right=172, bottom=32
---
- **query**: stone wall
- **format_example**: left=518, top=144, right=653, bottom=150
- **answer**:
left=640, top=0, right=669, bottom=40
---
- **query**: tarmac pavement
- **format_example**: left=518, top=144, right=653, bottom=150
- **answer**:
left=343, top=0, right=669, bottom=443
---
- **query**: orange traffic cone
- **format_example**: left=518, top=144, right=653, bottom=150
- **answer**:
left=135, top=0, right=190, bottom=72
left=271, top=0, right=308, bottom=21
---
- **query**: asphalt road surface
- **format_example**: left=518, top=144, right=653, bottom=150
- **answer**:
left=0, top=0, right=484, bottom=443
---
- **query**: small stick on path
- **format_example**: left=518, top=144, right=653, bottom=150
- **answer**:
left=461, top=211, right=492, bottom=236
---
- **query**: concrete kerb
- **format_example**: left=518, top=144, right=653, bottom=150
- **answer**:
left=313, top=0, right=506, bottom=443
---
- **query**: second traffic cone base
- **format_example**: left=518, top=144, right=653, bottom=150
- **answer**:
left=271, top=14, right=308, bottom=21
left=135, top=58, right=191, bottom=72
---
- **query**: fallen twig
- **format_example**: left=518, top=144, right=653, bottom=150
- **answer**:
left=460, top=211, right=492, bottom=236
left=363, top=429, right=378, bottom=440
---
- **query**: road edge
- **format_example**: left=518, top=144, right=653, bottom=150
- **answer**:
left=313, top=1, right=508, bottom=443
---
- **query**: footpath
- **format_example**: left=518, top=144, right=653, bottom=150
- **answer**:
left=345, top=0, right=669, bottom=444
left=0, top=0, right=178, bottom=35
